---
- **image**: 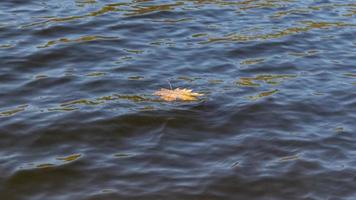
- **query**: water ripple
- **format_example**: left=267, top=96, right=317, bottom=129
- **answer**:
left=1, top=0, right=356, bottom=199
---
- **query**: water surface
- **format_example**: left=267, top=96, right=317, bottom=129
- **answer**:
left=0, top=0, right=356, bottom=199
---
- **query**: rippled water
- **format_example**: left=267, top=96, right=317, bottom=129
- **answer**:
left=0, top=0, right=355, bottom=199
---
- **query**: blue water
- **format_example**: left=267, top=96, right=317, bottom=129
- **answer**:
left=0, top=1, right=355, bottom=199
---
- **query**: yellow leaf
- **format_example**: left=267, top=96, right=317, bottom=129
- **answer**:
left=154, top=88, right=203, bottom=101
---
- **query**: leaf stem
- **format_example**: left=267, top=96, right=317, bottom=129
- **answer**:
left=167, top=80, right=173, bottom=90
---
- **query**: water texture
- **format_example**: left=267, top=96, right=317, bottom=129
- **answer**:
left=0, top=0, right=355, bottom=199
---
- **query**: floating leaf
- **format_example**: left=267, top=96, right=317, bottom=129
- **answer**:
left=154, top=88, right=203, bottom=101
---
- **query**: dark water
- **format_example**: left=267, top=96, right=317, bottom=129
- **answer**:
left=0, top=0, right=355, bottom=199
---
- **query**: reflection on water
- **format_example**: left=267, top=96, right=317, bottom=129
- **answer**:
left=1, top=0, right=356, bottom=199
left=0, top=105, right=28, bottom=117
left=202, top=21, right=353, bottom=44
left=38, top=36, right=119, bottom=48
